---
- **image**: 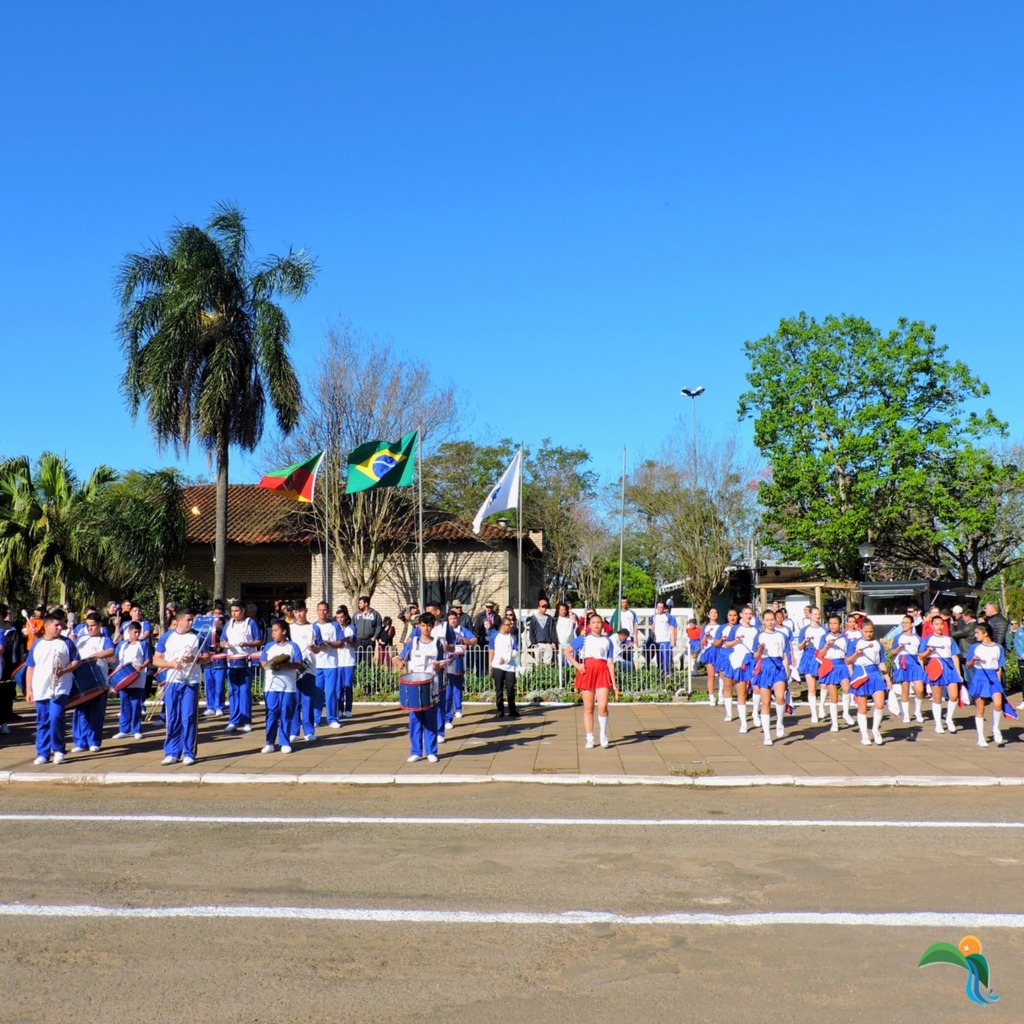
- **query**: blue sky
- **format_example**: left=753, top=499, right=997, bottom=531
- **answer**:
left=2, top=0, right=1022, bottom=494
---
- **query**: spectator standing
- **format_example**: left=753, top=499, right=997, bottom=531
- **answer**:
left=450, top=601, right=472, bottom=632
left=527, top=598, right=558, bottom=665
left=474, top=601, right=500, bottom=646
left=982, top=602, right=1009, bottom=649
left=616, top=598, right=639, bottom=644
left=354, top=596, right=382, bottom=662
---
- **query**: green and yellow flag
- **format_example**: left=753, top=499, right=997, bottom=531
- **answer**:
left=257, top=450, right=324, bottom=503
left=344, top=430, right=418, bottom=494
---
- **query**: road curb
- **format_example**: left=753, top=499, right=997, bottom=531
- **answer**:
left=4, top=770, right=1024, bottom=788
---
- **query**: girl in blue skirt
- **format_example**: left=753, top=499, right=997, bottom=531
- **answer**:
left=817, top=615, right=850, bottom=732
left=797, top=607, right=826, bottom=724
left=891, top=615, right=926, bottom=724
left=716, top=608, right=739, bottom=722
left=698, top=608, right=721, bottom=706
left=754, top=610, right=790, bottom=745
left=845, top=620, right=890, bottom=745
left=965, top=622, right=1005, bottom=747
left=923, top=614, right=962, bottom=734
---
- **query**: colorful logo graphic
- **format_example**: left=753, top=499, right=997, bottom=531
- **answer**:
left=918, top=935, right=999, bottom=1005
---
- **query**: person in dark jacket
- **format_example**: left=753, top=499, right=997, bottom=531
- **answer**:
left=950, top=606, right=976, bottom=683
left=982, top=602, right=1009, bottom=649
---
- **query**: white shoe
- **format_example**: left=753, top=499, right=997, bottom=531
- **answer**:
left=203, top=709, right=216, bottom=717
left=600, top=736, right=609, bottom=748
left=977, top=738, right=988, bottom=747
left=240, top=724, right=252, bottom=733
left=426, top=754, right=439, bottom=763
left=288, top=735, right=299, bottom=744
left=133, top=732, right=143, bottom=740
left=935, top=724, right=945, bottom=734
left=223, top=724, right=237, bottom=734
left=584, top=736, right=595, bottom=749
left=33, top=755, right=47, bottom=765
left=843, top=715, right=856, bottom=726
left=436, top=734, right=446, bottom=744
left=343, top=711, right=353, bottom=719
left=739, top=723, right=748, bottom=734
left=88, top=745, right=100, bottom=752
left=454, top=711, right=463, bottom=719
left=829, top=723, right=839, bottom=732
left=161, top=755, right=175, bottom=765
left=280, top=745, right=292, bottom=754
left=994, top=730, right=1005, bottom=746
left=915, top=713, right=925, bottom=723
left=112, top=732, right=129, bottom=740
left=445, top=722, right=454, bottom=731
left=763, top=736, right=772, bottom=746
left=52, top=752, right=65, bottom=764
left=1017, top=702, right=1024, bottom=711
left=947, top=722, right=957, bottom=734
left=902, top=714, right=911, bottom=724
left=775, top=722, right=784, bottom=739
left=809, top=713, right=819, bottom=724
left=305, top=734, right=316, bottom=743
left=861, top=737, right=872, bottom=745
left=406, top=754, right=421, bottom=763
left=261, top=745, right=274, bottom=754
left=182, top=756, right=195, bottom=766
left=329, top=720, right=341, bottom=729
left=71, top=746, right=85, bottom=753
left=723, top=713, right=733, bottom=722
left=873, top=730, right=884, bottom=745
left=708, top=695, right=716, bottom=706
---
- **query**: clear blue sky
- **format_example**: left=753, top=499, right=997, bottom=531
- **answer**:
left=2, top=0, right=1021, bottom=492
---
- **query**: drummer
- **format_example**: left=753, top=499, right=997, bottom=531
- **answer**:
left=153, top=606, right=210, bottom=765
left=69, top=612, right=115, bottom=753
left=394, top=612, right=447, bottom=763
left=111, top=620, right=151, bottom=741
left=25, top=613, right=74, bottom=765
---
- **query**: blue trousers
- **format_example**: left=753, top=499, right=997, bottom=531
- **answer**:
left=227, top=665, right=252, bottom=726
left=35, top=696, right=68, bottom=757
left=265, top=691, right=297, bottom=747
left=205, top=665, right=226, bottom=711
left=72, top=691, right=107, bottom=749
left=408, top=708, right=439, bottom=757
left=119, top=688, right=145, bottom=734
left=164, top=683, right=199, bottom=759
left=295, top=673, right=318, bottom=738
left=338, top=665, right=355, bottom=715
left=445, top=673, right=464, bottom=723
left=319, top=667, right=339, bottom=723
left=657, top=642, right=673, bottom=673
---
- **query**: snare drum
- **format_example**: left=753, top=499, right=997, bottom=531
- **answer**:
left=66, top=661, right=108, bottom=709
left=399, top=672, right=436, bottom=711
left=110, top=663, right=141, bottom=692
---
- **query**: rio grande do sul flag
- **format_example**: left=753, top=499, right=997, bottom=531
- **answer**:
left=257, top=450, right=325, bottom=503
left=344, top=430, right=418, bottom=494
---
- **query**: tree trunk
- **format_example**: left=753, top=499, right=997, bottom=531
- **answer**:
left=214, top=434, right=229, bottom=601
left=158, top=567, right=166, bottom=630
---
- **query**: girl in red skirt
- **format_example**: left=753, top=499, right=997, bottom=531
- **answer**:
left=564, top=613, right=620, bottom=748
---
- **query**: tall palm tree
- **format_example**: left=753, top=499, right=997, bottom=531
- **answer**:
left=117, top=202, right=316, bottom=599
left=0, top=453, right=116, bottom=605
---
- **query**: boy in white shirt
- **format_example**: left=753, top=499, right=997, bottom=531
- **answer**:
left=26, top=614, right=74, bottom=765
left=112, top=620, right=151, bottom=740
left=153, top=607, right=210, bottom=765
left=70, top=612, right=115, bottom=753
left=260, top=620, right=302, bottom=754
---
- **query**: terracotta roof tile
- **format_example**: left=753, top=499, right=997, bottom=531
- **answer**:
left=183, top=485, right=314, bottom=545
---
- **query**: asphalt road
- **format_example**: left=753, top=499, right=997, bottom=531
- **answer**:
left=1, top=785, right=1022, bottom=1023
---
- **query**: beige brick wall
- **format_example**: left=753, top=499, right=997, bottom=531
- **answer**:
left=181, top=543, right=313, bottom=607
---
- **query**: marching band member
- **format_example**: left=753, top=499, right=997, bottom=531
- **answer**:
left=395, top=612, right=446, bottom=763
left=817, top=615, right=850, bottom=732
left=311, top=601, right=340, bottom=727
left=152, top=606, right=209, bottom=765
left=753, top=610, right=790, bottom=745
left=923, top=614, right=962, bottom=734
left=112, top=619, right=150, bottom=740
left=965, top=621, right=1006, bottom=747
left=443, top=608, right=476, bottom=730
left=287, top=602, right=317, bottom=743
left=845, top=620, right=890, bottom=745
left=564, top=612, right=620, bottom=749
left=259, top=620, right=302, bottom=754
left=723, top=606, right=758, bottom=734
left=697, top=608, right=720, bottom=706
left=202, top=603, right=227, bottom=718
left=797, top=607, right=826, bottom=724
left=26, top=614, right=73, bottom=765
left=118, top=602, right=151, bottom=643
left=716, top=608, right=739, bottom=721
left=69, top=612, right=115, bottom=752
left=334, top=606, right=357, bottom=722
left=839, top=614, right=863, bottom=725
left=891, top=615, right=926, bottom=724
left=222, top=599, right=260, bottom=734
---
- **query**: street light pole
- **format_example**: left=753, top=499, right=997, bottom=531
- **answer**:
left=680, top=385, right=705, bottom=486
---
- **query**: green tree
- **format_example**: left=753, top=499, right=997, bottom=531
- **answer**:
left=738, top=313, right=1005, bottom=579
left=117, top=202, right=316, bottom=599
left=0, top=453, right=116, bottom=605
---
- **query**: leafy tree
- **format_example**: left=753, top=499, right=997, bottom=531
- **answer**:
left=738, top=313, right=1005, bottom=580
left=599, top=560, right=655, bottom=607
left=0, top=453, right=116, bottom=605
left=117, top=202, right=316, bottom=599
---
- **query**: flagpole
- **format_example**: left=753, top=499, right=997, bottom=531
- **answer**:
left=417, top=425, right=425, bottom=610
left=323, top=441, right=331, bottom=605
left=517, top=443, right=524, bottom=651
left=618, top=445, right=626, bottom=613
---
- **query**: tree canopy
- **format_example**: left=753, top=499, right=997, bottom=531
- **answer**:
left=737, top=313, right=1009, bottom=582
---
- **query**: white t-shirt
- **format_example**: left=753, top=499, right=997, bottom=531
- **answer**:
left=490, top=632, right=518, bottom=669
left=156, top=629, right=204, bottom=685
left=76, top=633, right=114, bottom=681
left=27, top=637, right=73, bottom=700
left=652, top=613, right=676, bottom=643
left=290, top=622, right=315, bottom=675
left=335, top=623, right=356, bottom=669
left=262, top=640, right=301, bottom=692
left=313, top=620, right=339, bottom=669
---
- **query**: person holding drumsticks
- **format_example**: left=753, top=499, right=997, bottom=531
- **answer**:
left=564, top=612, right=620, bottom=749
left=153, top=607, right=211, bottom=765
left=394, top=612, right=447, bottom=763
left=26, top=613, right=74, bottom=765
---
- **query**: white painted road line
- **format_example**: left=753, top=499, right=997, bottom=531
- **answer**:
left=2, top=903, right=1024, bottom=927
left=0, top=813, right=1022, bottom=829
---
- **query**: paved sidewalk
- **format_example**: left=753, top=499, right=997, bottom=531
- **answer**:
left=2, top=698, right=1024, bottom=785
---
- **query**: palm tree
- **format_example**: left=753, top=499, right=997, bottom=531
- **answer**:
left=117, top=202, right=316, bottom=599
left=0, top=453, right=116, bottom=605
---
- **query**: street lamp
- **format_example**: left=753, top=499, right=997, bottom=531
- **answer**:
left=680, top=385, right=705, bottom=484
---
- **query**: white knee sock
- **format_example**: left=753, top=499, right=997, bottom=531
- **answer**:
left=598, top=715, right=608, bottom=742
left=752, top=700, right=761, bottom=725
left=857, top=712, right=870, bottom=742
left=762, top=715, right=772, bottom=742
left=946, top=701, right=956, bottom=729
left=738, top=703, right=748, bottom=729
left=809, top=692, right=819, bottom=722
left=932, top=703, right=943, bottom=729
left=828, top=702, right=838, bottom=728
left=975, top=716, right=986, bottom=743
left=900, top=700, right=910, bottom=722
left=992, top=708, right=1004, bottom=744
left=872, top=707, right=884, bottom=739
left=723, top=696, right=734, bottom=719
left=842, top=693, right=854, bottom=721
left=914, top=697, right=923, bottom=719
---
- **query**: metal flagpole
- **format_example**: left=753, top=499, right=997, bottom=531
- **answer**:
left=517, top=443, right=524, bottom=655
left=323, top=440, right=331, bottom=605
left=417, top=426, right=425, bottom=610
left=617, top=446, right=626, bottom=615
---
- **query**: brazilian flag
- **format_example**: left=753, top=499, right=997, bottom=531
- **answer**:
left=344, top=430, right=418, bottom=494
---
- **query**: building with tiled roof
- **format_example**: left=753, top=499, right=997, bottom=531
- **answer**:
left=180, top=484, right=542, bottom=622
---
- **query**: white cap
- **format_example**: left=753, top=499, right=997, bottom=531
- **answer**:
left=952, top=605, right=964, bottom=615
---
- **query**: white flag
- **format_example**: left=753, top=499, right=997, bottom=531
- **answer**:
left=472, top=449, right=523, bottom=534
